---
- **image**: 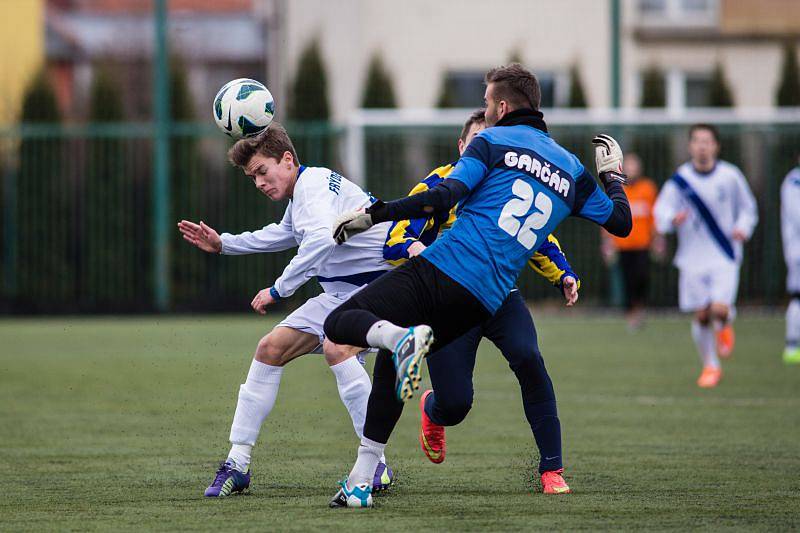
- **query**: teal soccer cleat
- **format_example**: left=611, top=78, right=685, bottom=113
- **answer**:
left=392, top=325, right=434, bottom=403
left=329, top=478, right=373, bottom=508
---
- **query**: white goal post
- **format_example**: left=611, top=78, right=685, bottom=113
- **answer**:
left=342, top=106, right=800, bottom=187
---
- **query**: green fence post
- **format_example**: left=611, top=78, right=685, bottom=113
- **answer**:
left=2, top=164, right=16, bottom=299
left=610, top=0, right=621, bottom=109
left=152, top=0, right=171, bottom=311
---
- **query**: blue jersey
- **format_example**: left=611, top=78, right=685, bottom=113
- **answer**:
left=422, top=123, right=613, bottom=313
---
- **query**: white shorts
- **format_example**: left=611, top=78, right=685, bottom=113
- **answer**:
left=275, top=290, right=375, bottom=360
left=788, top=262, right=800, bottom=294
left=678, top=265, right=740, bottom=312
left=276, top=292, right=351, bottom=353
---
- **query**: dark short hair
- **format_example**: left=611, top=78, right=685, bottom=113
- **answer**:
left=459, top=108, right=486, bottom=142
left=485, top=63, right=541, bottom=111
left=227, top=122, right=300, bottom=169
left=689, top=123, right=720, bottom=144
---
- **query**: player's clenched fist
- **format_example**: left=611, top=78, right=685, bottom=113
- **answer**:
left=562, top=275, right=579, bottom=307
left=333, top=208, right=374, bottom=244
left=592, top=134, right=626, bottom=186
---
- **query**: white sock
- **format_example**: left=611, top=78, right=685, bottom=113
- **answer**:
left=329, top=356, right=386, bottom=463
left=227, top=359, right=284, bottom=468
left=348, top=437, right=385, bottom=488
left=330, top=357, right=371, bottom=439
left=787, top=299, right=800, bottom=348
left=366, top=320, right=408, bottom=351
left=692, top=320, right=720, bottom=369
left=227, top=444, right=251, bottom=471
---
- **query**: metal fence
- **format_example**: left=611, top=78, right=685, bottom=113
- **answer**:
left=1, top=114, right=797, bottom=314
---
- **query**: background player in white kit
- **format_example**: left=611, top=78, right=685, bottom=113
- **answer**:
left=178, top=123, right=394, bottom=496
left=781, top=158, right=800, bottom=365
left=654, top=124, right=758, bottom=388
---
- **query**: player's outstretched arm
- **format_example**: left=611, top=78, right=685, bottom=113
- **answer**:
left=383, top=172, right=450, bottom=263
left=334, top=180, right=470, bottom=244
left=592, top=134, right=632, bottom=238
left=732, top=168, right=759, bottom=242
left=216, top=208, right=297, bottom=255
left=177, top=220, right=222, bottom=253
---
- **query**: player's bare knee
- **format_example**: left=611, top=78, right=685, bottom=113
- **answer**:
left=695, top=308, right=711, bottom=325
left=254, top=333, right=289, bottom=366
left=323, top=339, right=360, bottom=366
left=710, top=303, right=729, bottom=322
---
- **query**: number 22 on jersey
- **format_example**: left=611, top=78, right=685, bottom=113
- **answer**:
left=498, top=179, right=553, bottom=250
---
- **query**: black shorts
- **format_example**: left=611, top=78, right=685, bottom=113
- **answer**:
left=619, top=249, right=650, bottom=309
left=335, top=255, right=491, bottom=351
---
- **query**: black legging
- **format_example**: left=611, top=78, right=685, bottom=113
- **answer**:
left=324, top=256, right=490, bottom=445
left=424, top=290, right=562, bottom=473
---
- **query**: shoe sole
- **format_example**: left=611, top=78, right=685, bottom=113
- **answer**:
left=395, top=327, right=434, bottom=403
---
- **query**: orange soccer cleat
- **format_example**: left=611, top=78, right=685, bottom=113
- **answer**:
left=418, top=390, right=446, bottom=464
left=541, top=469, right=571, bottom=494
left=717, top=324, right=735, bottom=359
left=697, top=366, right=722, bottom=388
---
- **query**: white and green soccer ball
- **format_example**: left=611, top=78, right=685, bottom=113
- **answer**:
left=212, top=78, right=274, bottom=139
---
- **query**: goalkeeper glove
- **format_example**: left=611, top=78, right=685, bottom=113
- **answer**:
left=333, top=203, right=381, bottom=244
left=592, top=134, right=626, bottom=186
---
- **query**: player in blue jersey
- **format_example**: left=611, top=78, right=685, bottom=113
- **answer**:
left=324, top=64, right=631, bottom=508
left=385, top=108, right=578, bottom=495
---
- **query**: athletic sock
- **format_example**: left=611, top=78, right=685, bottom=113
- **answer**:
left=227, top=359, right=284, bottom=469
left=227, top=444, right=251, bottom=471
left=787, top=299, right=800, bottom=349
left=330, top=357, right=371, bottom=440
left=366, top=320, right=408, bottom=351
left=329, top=357, right=387, bottom=464
left=691, top=320, right=720, bottom=369
left=348, top=437, right=385, bottom=489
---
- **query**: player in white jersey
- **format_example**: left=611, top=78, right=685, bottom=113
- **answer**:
left=781, top=160, right=800, bottom=364
left=654, top=124, right=758, bottom=387
left=177, top=123, right=395, bottom=497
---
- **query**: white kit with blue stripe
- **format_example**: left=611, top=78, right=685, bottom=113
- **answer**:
left=781, top=167, right=800, bottom=292
left=654, top=160, right=758, bottom=272
left=220, top=165, right=393, bottom=297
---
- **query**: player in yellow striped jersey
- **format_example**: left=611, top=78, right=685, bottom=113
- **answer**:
left=382, top=109, right=576, bottom=495
left=384, top=163, right=579, bottom=290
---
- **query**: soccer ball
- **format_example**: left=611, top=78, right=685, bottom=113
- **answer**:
left=212, top=78, right=274, bottom=139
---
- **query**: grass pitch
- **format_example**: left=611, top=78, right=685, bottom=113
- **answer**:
left=1, top=313, right=798, bottom=531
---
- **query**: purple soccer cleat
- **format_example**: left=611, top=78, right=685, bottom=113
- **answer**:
left=204, top=461, right=250, bottom=497
left=372, top=462, right=394, bottom=493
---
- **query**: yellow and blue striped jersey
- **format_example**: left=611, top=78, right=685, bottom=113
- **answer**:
left=384, top=164, right=458, bottom=264
left=383, top=164, right=579, bottom=288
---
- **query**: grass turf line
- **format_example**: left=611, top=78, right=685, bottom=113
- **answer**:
left=0, top=315, right=798, bottom=531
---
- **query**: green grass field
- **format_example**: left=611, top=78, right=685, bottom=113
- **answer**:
left=1, top=313, right=798, bottom=531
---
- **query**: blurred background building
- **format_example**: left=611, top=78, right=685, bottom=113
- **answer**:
left=4, top=0, right=796, bottom=123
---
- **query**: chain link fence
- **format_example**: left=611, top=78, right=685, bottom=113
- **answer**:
left=0, top=116, right=797, bottom=313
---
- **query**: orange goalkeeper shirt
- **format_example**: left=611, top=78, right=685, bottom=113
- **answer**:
left=612, top=177, right=658, bottom=251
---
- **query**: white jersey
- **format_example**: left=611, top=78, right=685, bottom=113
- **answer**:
left=782, top=168, right=800, bottom=268
left=654, top=160, right=758, bottom=271
left=219, top=166, right=392, bottom=298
